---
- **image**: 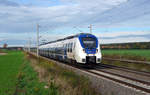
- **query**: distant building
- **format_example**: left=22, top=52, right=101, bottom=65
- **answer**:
left=3, top=43, right=8, bottom=48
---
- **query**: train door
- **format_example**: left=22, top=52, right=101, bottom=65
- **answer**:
left=72, top=42, right=76, bottom=59
left=64, top=44, right=67, bottom=59
left=70, top=43, right=74, bottom=59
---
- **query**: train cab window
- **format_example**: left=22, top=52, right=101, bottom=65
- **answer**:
left=81, top=37, right=97, bottom=49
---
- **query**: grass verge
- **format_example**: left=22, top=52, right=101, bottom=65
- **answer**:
left=15, top=57, right=59, bottom=95
left=26, top=53, right=99, bottom=95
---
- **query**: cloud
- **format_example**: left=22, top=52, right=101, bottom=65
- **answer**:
left=0, top=0, right=129, bottom=34
left=97, top=31, right=150, bottom=37
left=96, top=31, right=150, bottom=43
left=92, top=0, right=150, bottom=27
left=0, top=0, right=150, bottom=45
left=100, top=37, right=150, bottom=44
left=98, top=31, right=150, bottom=44
left=0, top=0, right=147, bottom=34
left=101, top=34, right=150, bottom=39
left=0, top=0, right=19, bottom=6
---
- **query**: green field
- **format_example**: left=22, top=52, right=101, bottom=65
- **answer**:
left=0, top=51, right=59, bottom=95
left=0, top=51, right=24, bottom=95
left=101, top=49, right=150, bottom=61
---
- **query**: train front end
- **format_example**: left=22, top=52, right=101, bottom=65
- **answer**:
left=76, top=33, right=102, bottom=64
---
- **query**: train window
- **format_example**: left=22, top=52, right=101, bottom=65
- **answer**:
left=48, top=48, right=50, bottom=54
left=72, top=43, right=73, bottom=49
left=65, top=44, right=67, bottom=53
left=69, top=43, right=71, bottom=52
left=72, top=43, right=73, bottom=52
left=66, top=44, right=67, bottom=52
left=68, top=43, right=70, bottom=52
left=65, top=44, right=66, bottom=49
left=70, top=43, right=73, bottom=52
left=67, top=43, right=69, bottom=52
left=72, top=43, right=73, bottom=51
left=74, top=42, right=76, bottom=48
left=55, top=47, right=56, bottom=54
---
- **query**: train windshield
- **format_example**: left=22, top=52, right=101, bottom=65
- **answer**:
left=81, top=37, right=97, bottom=49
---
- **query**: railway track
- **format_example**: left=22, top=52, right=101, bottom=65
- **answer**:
left=84, top=65, right=150, bottom=94
left=28, top=52, right=150, bottom=94
left=103, top=57, right=150, bottom=65
left=86, top=69, right=150, bottom=94
left=55, top=61, right=150, bottom=94
left=62, top=64, right=150, bottom=94
left=73, top=65, right=150, bottom=94
left=98, top=64, right=150, bottom=77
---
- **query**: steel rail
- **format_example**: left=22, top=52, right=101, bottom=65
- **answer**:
left=94, top=68, right=150, bottom=85
left=86, top=70, right=150, bottom=93
left=103, top=57, right=150, bottom=65
left=97, top=64, right=150, bottom=77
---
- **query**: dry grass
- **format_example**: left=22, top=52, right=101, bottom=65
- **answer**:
left=0, top=49, right=7, bottom=55
left=26, top=53, right=100, bottom=95
left=0, top=53, right=7, bottom=55
left=0, top=50, right=3, bottom=53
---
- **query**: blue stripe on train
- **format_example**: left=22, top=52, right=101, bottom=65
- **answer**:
left=85, top=48, right=96, bottom=54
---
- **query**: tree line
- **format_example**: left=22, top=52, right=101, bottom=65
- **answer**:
left=101, top=42, right=150, bottom=49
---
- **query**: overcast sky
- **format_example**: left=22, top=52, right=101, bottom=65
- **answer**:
left=0, top=0, right=150, bottom=46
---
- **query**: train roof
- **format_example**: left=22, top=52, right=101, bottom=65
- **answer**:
left=40, top=33, right=92, bottom=46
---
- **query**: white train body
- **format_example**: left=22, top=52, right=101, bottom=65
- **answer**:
left=39, top=33, right=102, bottom=64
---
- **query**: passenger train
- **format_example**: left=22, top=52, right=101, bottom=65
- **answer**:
left=28, top=33, right=102, bottom=65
